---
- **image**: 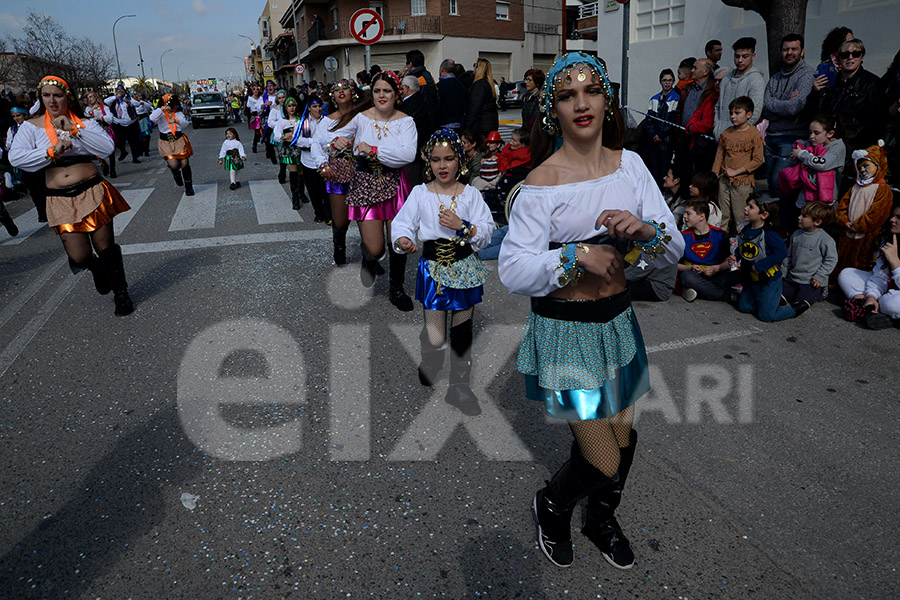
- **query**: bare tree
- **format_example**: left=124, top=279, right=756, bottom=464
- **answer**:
left=12, top=11, right=114, bottom=94
left=721, top=0, right=809, bottom=75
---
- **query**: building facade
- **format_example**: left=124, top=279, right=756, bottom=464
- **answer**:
left=255, top=0, right=563, bottom=89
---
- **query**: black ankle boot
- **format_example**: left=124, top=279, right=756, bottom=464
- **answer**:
left=332, top=226, right=347, bottom=266
left=171, top=167, right=184, bottom=187
left=388, top=251, right=413, bottom=311
left=182, top=166, right=194, bottom=196
left=1, top=208, right=18, bottom=237
left=98, top=244, right=134, bottom=316
left=278, top=162, right=287, bottom=184
left=68, top=255, right=112, bottom=295
left=418, top=326, right=445, bottom=386
left=360, top=245, right=384, bottom=288
left=533, top=443, right=597, bottom=568
left=289, top=171, right=301, bottom=209
left=444, top=319, right=479, bottom=414
left=581, top=430, right=637, bottom=570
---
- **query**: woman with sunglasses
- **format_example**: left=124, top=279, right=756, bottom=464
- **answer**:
left=808, top=38, right=884, bottom=164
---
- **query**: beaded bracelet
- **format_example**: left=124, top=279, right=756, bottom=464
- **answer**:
left=455, top=219, right=474, bottom=245
left=634, top=220, right=672, bottom=260
left=556, top=243, right=584, bottom=287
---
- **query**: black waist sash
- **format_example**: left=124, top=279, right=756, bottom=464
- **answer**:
left=46, top=174, right=104, bottom=197
left=531, top=290, right=631, bottom=323
left=355, top=155, right=398, bottom=176
left=422, top=239, right=473, bottom=262
left=159, top=131, right=184, bottom=141
left=549, top=233, right=631, bottom=255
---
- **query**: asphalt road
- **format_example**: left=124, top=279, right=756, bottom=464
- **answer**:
left=0, top=120, right=897, bottom=600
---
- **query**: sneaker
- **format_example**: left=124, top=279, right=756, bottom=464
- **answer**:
left=791, top=300, right=811, bottom=317
left=865, top=312, right=893, bottom=330
left=682, top=287, right=698, bottom=302
left=236, top=181, right=241, bottom=188
left=229, top=182, right=237, bottom=191
left=779, top=295, right=788, bottom=306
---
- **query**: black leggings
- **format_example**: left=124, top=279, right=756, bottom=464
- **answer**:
left=59, top=223, right=115, bottom=264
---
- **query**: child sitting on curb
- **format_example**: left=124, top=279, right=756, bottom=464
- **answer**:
left=678, top=199, right=739, bottom=302
left=782, top=202, right=838, bottom=308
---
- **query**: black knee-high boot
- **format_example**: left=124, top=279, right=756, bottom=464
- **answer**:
left=98, top=244, right=134, bottom=316
left=388, top=251, right=413, bottom=311
left=1, top=202, right=18, bottom=237
left=418, top=326, right=445, bottom=386
left=581, top=430, right=637, bottom=570
left=332, top=225, right=347, bottom=266
left=68, top=255, right=112, bottom=295
left=278, top=162, right=287, bottom=184
left=182, top=165, right=194, bottom=196
left=360, top=244, right=384, bottom=288
left=170, top=167, right=183, bottom=187
left=533, top=442, right=603, bottom=568
left=108, top=152, right=117, bottom=179
left=445, top=319, right=479, bottom=413
left=289, top=171, right=301, bottom=209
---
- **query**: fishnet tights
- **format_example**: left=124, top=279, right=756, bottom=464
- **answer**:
left=423, top=307, right=474, bottom=346
left=59, top=223, right=115, bottom=265
left=569, top=406, right=634, bottom=477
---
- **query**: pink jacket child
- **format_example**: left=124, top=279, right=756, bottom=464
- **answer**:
left=779, top=141, right=837, bottom=204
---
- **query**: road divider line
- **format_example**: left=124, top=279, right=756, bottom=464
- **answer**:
left=0, top=268, right=78, bottom=380
left=249, top=180, right=304, bottom=225
left=168, top=184, right=217, bottom=231
left=121, top=227, right=340, bottom=255
left=646, top=327, right=762, bottom=354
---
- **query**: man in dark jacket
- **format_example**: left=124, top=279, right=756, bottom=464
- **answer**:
left=436, top=58, right=465, bottom=130
left=400, top=76, right=432, bottom=186
left=405, top=50, right=438, bottom=135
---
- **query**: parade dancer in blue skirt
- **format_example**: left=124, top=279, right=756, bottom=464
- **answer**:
left=499, top=53, right=683, bottom=570
left=392, top=128, right=496, bottom=416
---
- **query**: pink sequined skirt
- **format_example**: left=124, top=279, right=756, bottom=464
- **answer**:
left=347, top=168, right=411, bottom=221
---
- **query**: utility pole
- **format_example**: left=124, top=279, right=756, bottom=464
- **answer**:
left=138, top=45, right=146, bottom=80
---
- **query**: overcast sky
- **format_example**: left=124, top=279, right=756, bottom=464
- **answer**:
left=0, top=2, right=266, bottom=84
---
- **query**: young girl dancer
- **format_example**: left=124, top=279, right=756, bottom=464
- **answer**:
left=218, top=127, right=247, bottom=190
left=247, top=86, right=263, bottom=153
left=268, top=90, right=288, bottom=183
left=9, top=75, right=134, bottom=315
left=311, top=80, right=358, bottom=264
left=392, top=128, right=495, bottom=415
left=149, top=94, right=194, bottom=196
left=273, top=97, right=309, bottom=209
left=498, top=53, right=682, bottom=570
left=325, top=71, right=418, bottom=311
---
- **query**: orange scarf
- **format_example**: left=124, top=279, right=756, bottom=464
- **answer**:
left=162, top=108, right=178, bottom=136
left=44, top=111, right=86, bottom=159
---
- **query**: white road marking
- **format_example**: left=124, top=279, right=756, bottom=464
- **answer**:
left=645, top=327, right=762, bottom=354
left=0, top=269, right=79, bottom=379
left=249, top=179, right=303, bottom=225
left=121, top=228, right=334, bottom=255
left=115, top=182, right=134, bottom=187
left=168, top=184, right=217, bottom=231
left=0, top=208, right=42, bottom=246
left=0, top=257, right=66, bottom=331
left=114, top=188, right=154, bottom=236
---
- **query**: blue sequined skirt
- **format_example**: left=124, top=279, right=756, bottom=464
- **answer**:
left=415, top=256, right=484, bottom=311
left=518, top=308, right=649, bottom=421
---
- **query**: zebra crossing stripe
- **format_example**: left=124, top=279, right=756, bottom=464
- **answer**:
left=169, top=184, right=217, bottom=232
left=114, top=188, right=154, bottom=236
left=249, top=179, right=304, bottom=225
left=0, top=208, right=42, bottom=247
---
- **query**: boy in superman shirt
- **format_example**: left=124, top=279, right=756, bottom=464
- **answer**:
left=678, top=199, right=741, bottom=301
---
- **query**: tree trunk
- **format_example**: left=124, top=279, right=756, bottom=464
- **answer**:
left=720, top=0, right=809, bottom=76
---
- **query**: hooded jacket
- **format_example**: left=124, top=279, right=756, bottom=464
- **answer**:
left=715, top=64, right=766, bottom=139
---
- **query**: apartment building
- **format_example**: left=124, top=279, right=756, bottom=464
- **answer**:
left=256, top=0, right=563, bottom=88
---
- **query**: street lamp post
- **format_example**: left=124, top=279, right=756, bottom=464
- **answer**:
left=238, top=34, right=255, bottom=48
left=160, top=48, right=173, bottom=86
left=113, top=14, right=136, bottom=81
left=234, top=56, right=248, bottom=84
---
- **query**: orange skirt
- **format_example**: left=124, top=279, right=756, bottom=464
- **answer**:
left=48, top=177, right=131, bottom=234
left=158, top=134, right=194, bottom=160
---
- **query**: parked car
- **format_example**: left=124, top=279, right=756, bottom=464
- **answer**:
left=503, top=80, right=527, bottom=108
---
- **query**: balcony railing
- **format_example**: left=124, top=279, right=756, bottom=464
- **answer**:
left=385, top=15, right=441, bottom=36
left=579, top=2, right=599, bottom=19
left=527, top=22, right=560, bottom=35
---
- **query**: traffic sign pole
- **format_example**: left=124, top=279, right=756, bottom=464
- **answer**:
left=365, top=46, right=371, bottom=73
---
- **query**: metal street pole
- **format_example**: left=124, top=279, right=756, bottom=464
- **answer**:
left=621, top=0, right=630, bottom=107
left=138, top=45, right=146, bottom=80
left=113, top=14, right=136, bottom=81
left=238, top=34, right=256, bottom=48
left=234, top=56, right=248, bottom=83
left=160, top=48, right=173, bottom=85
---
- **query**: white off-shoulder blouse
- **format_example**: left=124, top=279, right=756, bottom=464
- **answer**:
left=8, top=119, right=115, bottom=173
left=498, top=150, right=685, bottom=297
